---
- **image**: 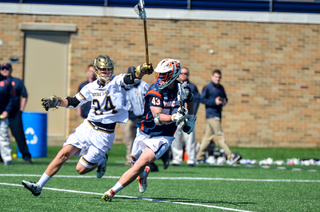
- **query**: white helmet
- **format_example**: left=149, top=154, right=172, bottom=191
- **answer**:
left=93, top=55, right=114, bottom=85
left=154, top=59, right=181, bottom=89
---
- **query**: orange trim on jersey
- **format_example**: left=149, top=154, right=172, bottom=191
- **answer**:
left=141, top=120, right=144, bottom=131
left=147, top=90, right=162, bottom=99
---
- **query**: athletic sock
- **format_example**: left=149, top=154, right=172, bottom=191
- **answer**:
left=37, top=173, right=51, bottom=188
left=110, top=182, right=124, bottom=195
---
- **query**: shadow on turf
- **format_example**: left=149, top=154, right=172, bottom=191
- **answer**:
left=101, top=196, right=255, bottom=206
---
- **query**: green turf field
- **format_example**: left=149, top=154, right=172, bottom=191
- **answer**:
left=1, top=143, right=319, bottom=212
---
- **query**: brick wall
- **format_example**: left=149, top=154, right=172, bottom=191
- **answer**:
left=0, top=14, right=319, bottom=147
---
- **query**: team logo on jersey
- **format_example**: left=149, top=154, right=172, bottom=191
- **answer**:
left=163, top=100, right=178, bottom=107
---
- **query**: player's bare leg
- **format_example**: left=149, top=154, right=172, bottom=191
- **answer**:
left=119, top=147, right=155, bottom=187
left=22, top=144, right=80, bottom=196
left=44, top=145, right=81, bottom=177
left=102, top=147, right=156, bottom=201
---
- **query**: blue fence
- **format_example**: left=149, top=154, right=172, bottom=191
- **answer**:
left=0, top=0, right=319, bottom=14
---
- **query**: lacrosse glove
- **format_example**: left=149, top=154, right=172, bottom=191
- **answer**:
left=182, top=115, right=196, bottom=134
left=41, top=95, right=62, bottom=111
left=136, top=63, right=154, bottom=75
left=171, top=107, right=188, bottom=126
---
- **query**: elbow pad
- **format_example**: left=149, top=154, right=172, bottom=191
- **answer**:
left=154, top=112, right=163, bottom=126
left=66, top=96, right=80, bottom=108
left=123, top=68, right=141, bottom=86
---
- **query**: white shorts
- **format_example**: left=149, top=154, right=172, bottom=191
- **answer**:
left=64, top=119, right=115, bottom=168
left=131, top=128, right=174, bottom=163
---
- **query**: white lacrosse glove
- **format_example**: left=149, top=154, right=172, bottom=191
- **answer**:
left=171, top=107, right=188, bottom=126
left=182, top=115, right=196, bottom=134
left=41, top=95, right=62, bottom=111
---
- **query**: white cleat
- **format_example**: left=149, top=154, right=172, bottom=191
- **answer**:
left=102, top=189, right=114, bottom=202
left=22, top=180, right=42, bottom=196
left=138, top=166, right=150, bottom=193
left=97, top=154, right=108, bottom=178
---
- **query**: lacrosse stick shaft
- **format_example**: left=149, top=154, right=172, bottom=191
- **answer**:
left=143, top=21, right=149, bottom=64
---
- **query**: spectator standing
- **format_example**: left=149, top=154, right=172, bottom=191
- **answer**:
left=122, top=66, right=149, bottom=165
left=196, top=70, right=240, bottom=165
left=0, top=66, right=14, bottom=165
left=1, top=63, right=32, bottom=164
left=77, top=64, right=96, bottom=119
left=171, top=67, right=200, bottom=166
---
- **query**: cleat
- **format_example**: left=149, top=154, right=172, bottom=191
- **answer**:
left=138, top=166, right=150, bottom=193
left=102, top=189, right=114, bottom=202
left=97, top=154, right=108, bottom=178
left=22, top=180, right=42, bottom=196
left=229, top=153, right=241, bottom=165
left=161, top=149, right=170, bottom=170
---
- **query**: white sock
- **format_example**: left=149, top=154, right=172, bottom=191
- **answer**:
left=110, top=182, right=124, bottom=195
left=97, top=156, right=106, bottom=166
left=37, top=173, right=51, bottom=188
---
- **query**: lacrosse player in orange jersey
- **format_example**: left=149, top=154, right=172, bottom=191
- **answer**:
left=102, top=58, right=196, bottom=202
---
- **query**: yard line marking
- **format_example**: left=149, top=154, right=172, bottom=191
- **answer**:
left=277, top=167, right=286, bottom=170
left=1, top=174, right=320, bottom=183
left=0, top=182, right=253, bottom=212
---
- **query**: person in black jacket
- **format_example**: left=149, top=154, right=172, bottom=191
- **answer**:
left=1, top=63, right=32, bottom=164
left=196, top=69, right=240, bottom=165
left=0, top=66, right=14, bottom=165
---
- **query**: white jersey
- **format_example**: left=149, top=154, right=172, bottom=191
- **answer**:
left=125, top=81, right=149, bottom=117
left=75, top=74, right=131, bottom=124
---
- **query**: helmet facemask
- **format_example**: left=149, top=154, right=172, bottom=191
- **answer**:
left=154, top=59, right=181, bottom=89
left=93, top=55, right=114, bottom=86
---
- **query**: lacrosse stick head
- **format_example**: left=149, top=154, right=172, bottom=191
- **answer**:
left=177, top=82, right=189, bottom=102
left=134, top=0, right=147, bottom=21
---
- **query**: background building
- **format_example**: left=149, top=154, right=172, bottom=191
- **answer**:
left=0, top=1, right=319, bottom=147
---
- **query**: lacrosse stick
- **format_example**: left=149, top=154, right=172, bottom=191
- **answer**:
left=177, top=83, right=191, bottom=132
left=134, top=0, right=149, bottom=64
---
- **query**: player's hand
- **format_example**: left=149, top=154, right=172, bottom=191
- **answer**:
left=171, top=107, right=188, bottom=126
left=41, top=95, right=62, bottom=111
left=136, top=63, right=154, bottom=75
left=182, top=115, right=196, bottom=134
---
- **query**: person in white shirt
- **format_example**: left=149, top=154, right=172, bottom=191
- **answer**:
left=21, top=55, right=153, bottom=197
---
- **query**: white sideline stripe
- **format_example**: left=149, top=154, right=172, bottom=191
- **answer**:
left=0, top=182, right=253, bottom=212
left=0, top=174, right=320, bottom=183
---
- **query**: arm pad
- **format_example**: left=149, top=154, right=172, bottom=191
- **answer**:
left=66, top=96, right=80, bottom=108
left=123, top=70, right=141, bottom=86
left=154, top=112, right=163, bottom=126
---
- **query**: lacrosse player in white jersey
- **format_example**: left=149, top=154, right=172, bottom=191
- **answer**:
left=22, top=55, right=154, bottom=197
left=102, top=58, right=195, bottom=202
